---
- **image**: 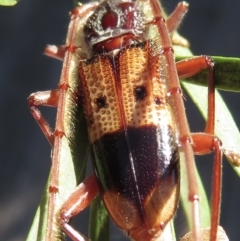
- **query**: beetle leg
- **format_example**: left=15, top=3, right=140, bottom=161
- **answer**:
left=167, top=1, right=189, bottom=33
left=183, top=57, right=240, bottom=178
left=191, top=133, right=222, bottom=241
left=176, top=55, right=215, bottom=134
left=148, top=1, right=204, bottom=239
left=59, top=174, right=99, bottom=241
left=192, top=61, right=223, bottom=241
left=176, top=55, right=223, bottom=241
left=167, top=2, right=190, bottom=47
left=28, top=89, right=59, bottom=145
left=176, top=56, right=215, bottom=82
left=45, top=45, right=66, bottom=61
left=28, top=43, right=67, bottom=145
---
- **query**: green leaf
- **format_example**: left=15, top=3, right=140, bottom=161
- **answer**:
left=0, top=0, right=19, bottom=6
left=89, top=195, right=109, bottom=241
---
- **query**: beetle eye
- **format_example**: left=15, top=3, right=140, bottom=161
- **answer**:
left=134, top=86, right=147, bottom=101
left=102, top=11, right=118, bottom=30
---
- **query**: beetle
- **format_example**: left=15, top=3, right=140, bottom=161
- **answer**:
left=28, top=0, right=233, bottom=240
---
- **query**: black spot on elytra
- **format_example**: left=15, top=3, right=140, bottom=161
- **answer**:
left=134, top=86, right=147, bottom=101
left=95, top=95, right=108, bottom=109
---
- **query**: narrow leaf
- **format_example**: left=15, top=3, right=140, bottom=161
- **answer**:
left=89, top=195, right=109, bottom=241
left=0, top=0, right=19, bottom=6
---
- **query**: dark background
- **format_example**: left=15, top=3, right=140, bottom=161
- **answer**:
left=1, top=0, right=240, bottom=240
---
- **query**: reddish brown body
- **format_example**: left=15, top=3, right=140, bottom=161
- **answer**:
left=29, top=0, right=225, bottom=240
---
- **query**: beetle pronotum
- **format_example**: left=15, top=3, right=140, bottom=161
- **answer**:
left=28, top=0, right=237, bottom=240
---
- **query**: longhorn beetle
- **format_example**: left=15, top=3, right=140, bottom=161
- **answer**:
left=28, top=0, right=238, bottom=240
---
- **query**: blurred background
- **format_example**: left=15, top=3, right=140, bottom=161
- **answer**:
left=0, top=0, right=240, bottom=240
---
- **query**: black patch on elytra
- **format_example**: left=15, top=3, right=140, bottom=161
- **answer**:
left=134, top=86, right=147, bottom=101
left=92, top=124, right=180, bottom=218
